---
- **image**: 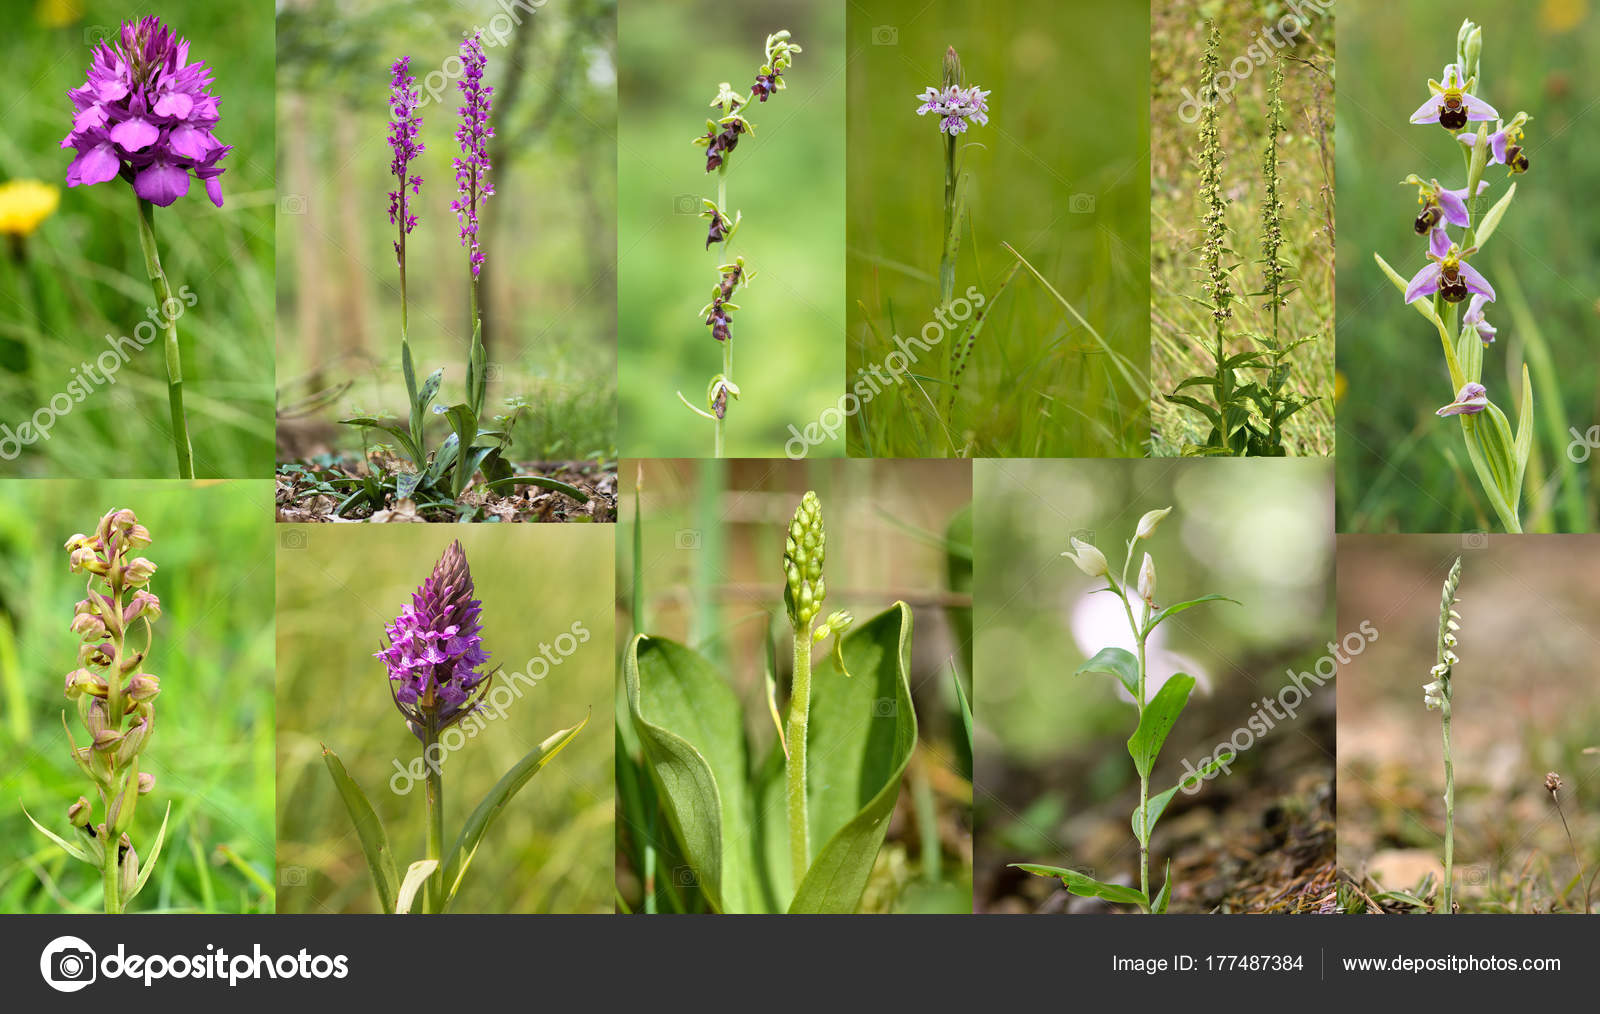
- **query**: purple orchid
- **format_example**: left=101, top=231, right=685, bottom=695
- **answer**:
left=63, top=16, right=229, bottom=208
left=1406, top=228, right=1495, bottom=305
left=1462, top=292, right=1497, bottom=346
left=387, top=57, right=424, bottom=265
left=915, top=85, right=991, bottom=136
left=450, top=33, right=495, bottom=280
left=1404, top=175, right=1486, bottom=235
left=376, top=541, right=493, bottom=737
left=1436, top=382, right=1489, bottom=417
left=1458, top=117, right=1530, bottom=175
left=1409, top=63, right=1497, bottom=131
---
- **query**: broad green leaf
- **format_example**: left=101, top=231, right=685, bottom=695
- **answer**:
left=1172, top=375, right=1221, bottom=393
left=322, top=746, right=399, bottom=914
left=1152, top=860, right=1173, bottom=914
left=425, top=433, right=460, bottom=487
left=126, top=802, right=172, bottom=905
left=1136, top=749, right=1236, bottom=843
left=21, top=804, right=94, bottom=863
left=1165, top=393, right=1221, bottom=428
left=1459, top=414, right=1521, bottom=532
left=1012, top=863, right=1149, bottom=909
left=440, top=713, right=588, bottom=910
left=481, top=474, right=590, bottom=503
left=625, top=634, right=762, bottom=913
left=396, top=859, right=438, bottom=915
left=789, top=603, right=919, bottom=913
left=417, top=367, right=443, bottom=415
left=1076, top=646, right=1139, bottom=699
left=1142, top=594, right=1239, bottom=636
left=1127, top=674, right=1196, bottom=779
left=1475, top=182, right=1516, bottom=248
left=396, top=470, right=422, bottom=501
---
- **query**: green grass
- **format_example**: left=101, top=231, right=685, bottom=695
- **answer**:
left=1337, top=0, right=1600, bottom=531
left=274, top=0, right=617, bottom=466
left=616, top=0, right=845, bottom=459
left=845, top=0, right=1150, bottom=458
left=1150, top=0, right=1336, bottom=457
left=0, top=481, right=275, bottom=913
left=0, top=2, right=275, bottom=478
left=274, top=526, right=615, bottom=914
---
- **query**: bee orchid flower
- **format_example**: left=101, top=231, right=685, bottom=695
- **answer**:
left=1403, top=175, right=1486, bottom=235
left=1405, top=228, right=1494, bottom=304
left=1458, top=114, right=1531, bottom=174
left=1409, top=63, right=1498, bottom=130
left=1436, top=381, right=1489, bottom=417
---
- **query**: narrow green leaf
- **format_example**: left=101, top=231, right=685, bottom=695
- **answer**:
left=1374, top=252, right=1446, bottom=332
left=1142, top=594, right=1240, bottom=636
left=127, top=802, right=172, bottom=905
left=952, top=663, right=973, bottom=756
left=481, top=474, right=590, bottom=503
left=1011, top=863, right=1149, bottom=909
left=21, top=804, right=94, bottom=863
left=1152, top=860, right=1173, bottom=914
left=1164, top=394, right=1222, bottom=428
left=1127, top=674, right=1196, bottom=779
left=1513, top=363, right=1533, bottom=496
left=339, top=417, right=423, bottom=467
left=790, top=603, right=919, bottom=913
left=1076, top=646, right=1140, bottom=699
left=440, top=713, right=588, bottom=909
left=396, top=859, right=438, bottom=915
left=1137, top=749, right=1236, bottom=843
left=322, top=746, right=399, bottom=914
left=1171, top=375, right=1221, bottom=393
left=1475, top=181, right=1516, bottom=248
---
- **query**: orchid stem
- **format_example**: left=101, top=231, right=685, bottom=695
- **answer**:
left=423, top=723, right=444, bottom=914
left=134, top=196, right=193, bottom=479
left=785, top=627, right=812, bottom=883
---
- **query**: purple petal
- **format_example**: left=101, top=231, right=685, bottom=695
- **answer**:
left=1405, top=263, right=1442, bottom=303
left=109, top=116, right=160, bottom=152
left=1436, top=188, right=1469, bottom=228
left=66, top=142, right=121, bottom=187
left=73, top=105, right=109, bottom=133
left=1436, top=382, right=1489, bottom=417
left=1409, top=96, right=1442, bottom=124
left=153, top=91, right=194, bottom=119
left=1428, top=227, right=1452, bottom=259
left=133, top=160, right=191, bottom=207
left=1457, top=260, right=1496, bottom=301
left=166, top=123, right=216, bottom=160
left=1490, top=129, right=1508, bottom=165
left=1461, top=93, right=1499, bottom=121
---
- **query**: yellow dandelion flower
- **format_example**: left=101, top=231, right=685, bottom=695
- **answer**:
left=0, top=180, right=61, bottom=237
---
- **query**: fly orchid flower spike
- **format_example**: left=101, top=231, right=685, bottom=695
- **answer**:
left=706, top=375, right=739, bottom=419
left=1405, top=227, right=1494, bottom=305
left=1409, top=62, right=1498, bottom=132
left=700, top=198, right=738, bottom=250
left=699, top=257, right=752, bottom=343
left=63, top=16, right=230, bottom=207
left=753, top=30, right=801, bottom=102
left=376, top=541, right=496, bottom=740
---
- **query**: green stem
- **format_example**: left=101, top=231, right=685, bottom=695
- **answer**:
left=715, top=170, right=730, bottom=456
left=423, top=723, right=444, bottom=914
left=1136, top=629, right=1150, bottom=903
left=133, top=196, right=193, bottom=479
left=1440, top=700, right=1455, bottom=913
left=785, top=629, right=813, bottom=883
left=103, top=834, right=122, bottom=915
left=938, top=132, right=958, bottom=421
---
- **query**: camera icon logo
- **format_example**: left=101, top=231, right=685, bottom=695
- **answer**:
left=871, top=26, right=898, bottom=45
left=1069, top=193, right=1096, bottom=214
left=672, top=194, right=699, bottom=215
left=40, top=936, right=97, bottom=992
left=674, top=529, right=702, bottom=550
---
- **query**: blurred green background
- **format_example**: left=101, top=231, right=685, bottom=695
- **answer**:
left=276, top=525, right=614, bottom=913
left=1338, top=536, right=1600, bottom=912
left=974, top=459, right=1335, bottom=912
left=0, top=1, right=274, bottom=478
left=845, top=0, right=1150, bottom=458
left=275, top=0, right=617, bottom=465
left=1151, top=0, right=1336, bottom=456
left=0, top=480, right=275, bottom=913
left=1337, top=0, right=1600, bottom=531
left=617, top=458, right=973, bottom=912
left=616, top=0, right=844, bottom=458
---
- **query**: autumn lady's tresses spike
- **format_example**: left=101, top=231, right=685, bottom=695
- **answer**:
left=376, top=540, right=493, bottom=738
left=26, top=508, right=170, bottom=914
left=1426, top=557, right=1464, bottom=912
left=678, top=31, right=800, bottom=455
left=64, top=16, right=229, bottom=207
left=388, top=56, right=424, bottom=265
left=451, top=33, right=495, bottom=281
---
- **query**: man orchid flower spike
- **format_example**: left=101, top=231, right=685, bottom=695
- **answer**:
left=25, top=509, right=171, bottom=914
left=679, top=30, right=800, bottom=456
left=323, top=540, right=587, bottom=914
left=63, top=17, right=230, bottom=479
left=1374, top=19, right=1535, bottom=532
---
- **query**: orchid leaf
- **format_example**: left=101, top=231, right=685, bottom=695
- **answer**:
left=1513, top=363, right=1533, bottom=496
left=126, top=802, right=172, bottom=905
left=440, top=713, right=588, bottom=911
left=21, top=804, right=94, bottom=864
left=340, top=417, right=424, bottom=467
left=1374, top=252, right=1447, bottom=333
left=481, top=474, right=590, bottom=502
left=1127, top=673, right=1196, bottom=779
left=322, top=746, right=399, bottom=914
left=1152, top=860, right=1173, bottom=914
left=1076, top=646, right=1139, bottom=699
left=1475, top=182, right=1516, bottom=248
left=1011, top=863, right=1149, bottom=909
left=1142, top=594, right=1239, bottom=636
left=1137, top=749, right=1236, bottom=844
left=396, top=859, right=438, bottom=915
left=790, top=602, right=918, bottom=913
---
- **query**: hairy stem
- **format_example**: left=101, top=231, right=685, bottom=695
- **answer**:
left=785, top=629, right=813, bottom=883
left=134, top=196, right=193, bottom=479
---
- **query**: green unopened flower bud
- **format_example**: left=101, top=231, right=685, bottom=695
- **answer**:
left=118, top=837, right=138, bottom=899
left=68, top=796, right=91, bottom=827
left=69, top=546, right=107, bottom=575
left=1060, top=537, right=1109, bottom=578
left=1135, top=506, right=1173, bottom=540
left=85, top=699, right=112, bottom=740
left=115, top=716, right=152, bottom=767
left=1138, top=552, right=1157, bottom=606
left=125, top=674, right=161, bottom=703
left=783, top=491, right=827, bottom=629
left=1457, top=20, right=1482, bottom=85
left=92, top=728, right=122, bottom=752
left=137, top=772, right=155, bottom=795
left=943, top=45, right=962, bottom=89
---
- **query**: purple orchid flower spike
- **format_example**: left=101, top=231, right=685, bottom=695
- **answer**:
left=915, top=84, right=991, bottom=136
left=1410, top=63, right=1497, bottom=131
left=1406, top=229, right=1495, bottom=305
left=63, top=16, right=228, bottom=207
left=376, top=541, right=495, bottom=739
left=387, top=56, right=424, bottom=265
left=1462, top=292, right=1497, bottom=345
left=1458, top=115, right=1530, bottom=175
left=1436, top=382, right=1489, bottom=417
left=450, top=33, right=495, bottom=280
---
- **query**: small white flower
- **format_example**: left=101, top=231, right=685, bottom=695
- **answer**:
left=1060, top=537, right=1108, bottom=578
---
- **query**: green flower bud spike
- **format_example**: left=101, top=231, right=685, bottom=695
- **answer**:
left=782, top=490, right=831, bottom=883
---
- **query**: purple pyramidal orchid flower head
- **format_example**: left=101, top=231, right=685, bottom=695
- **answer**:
left=1405, top=228, right=1495, bottom=305
left=1409, top=63, right=1497, bottom=131
left=376, top=540, right=494, bottom=738
left=63, top=16, right=230, bottom=208
left=450, top=33, right=495, bottom=280
left=1436, top=382, right=1489, bottom=417
left=387, top=56, right=424, bottom=265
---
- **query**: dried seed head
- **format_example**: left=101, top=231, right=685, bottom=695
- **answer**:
left=1545, top=771, right=1563, bottom=796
